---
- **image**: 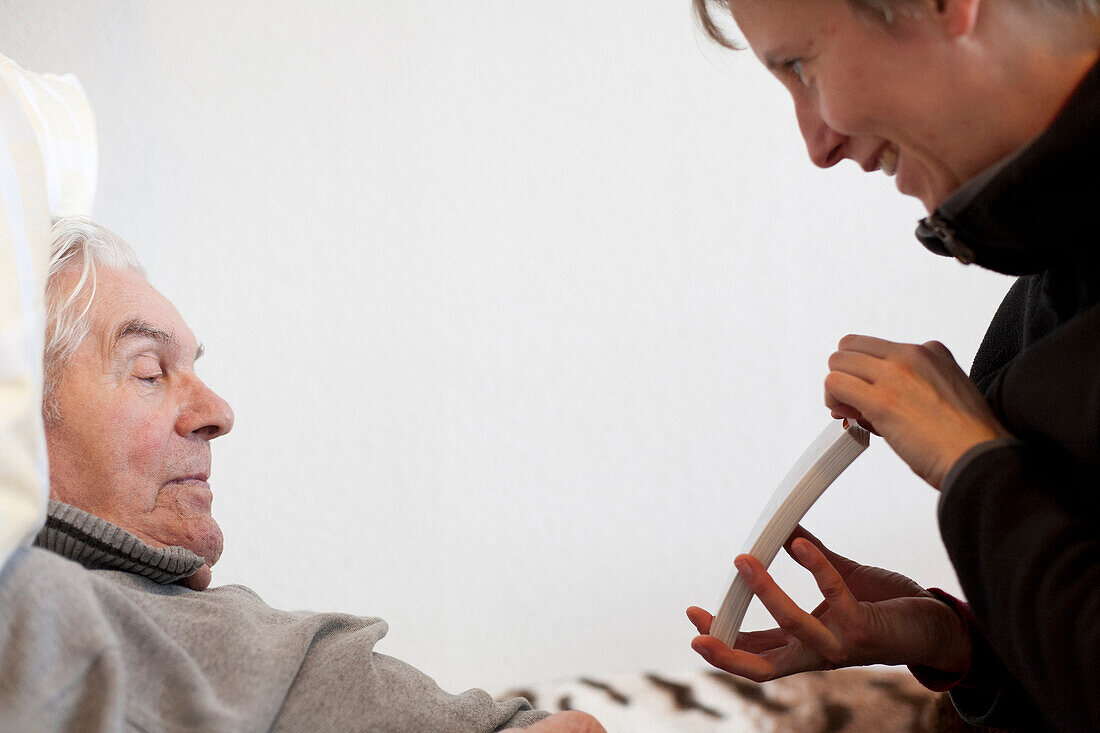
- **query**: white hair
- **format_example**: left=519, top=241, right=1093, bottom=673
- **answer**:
left=43, top=216, right=146, bottom=422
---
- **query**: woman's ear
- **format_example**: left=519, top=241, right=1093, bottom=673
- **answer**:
left=938, top=0, right=982, bottom=38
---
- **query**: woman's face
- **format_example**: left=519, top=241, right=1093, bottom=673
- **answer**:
left=731, top=0, right=993, bottom=212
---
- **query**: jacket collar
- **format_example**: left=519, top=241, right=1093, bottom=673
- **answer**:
left=915, top=60, right=1100, bottom=276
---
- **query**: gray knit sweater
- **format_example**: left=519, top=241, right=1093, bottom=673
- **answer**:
left=0, top=502, right=548, bottom=731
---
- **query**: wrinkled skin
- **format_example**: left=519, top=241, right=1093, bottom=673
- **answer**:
left=46, top=267, right=234, bottom=591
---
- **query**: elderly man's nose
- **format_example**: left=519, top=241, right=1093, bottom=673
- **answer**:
left=179, top=378, right=235, bottom=440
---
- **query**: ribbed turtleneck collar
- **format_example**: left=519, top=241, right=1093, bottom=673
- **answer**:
left=916, top=59, right=1100, bottom=276
left=34, top=500, right=204, bottom=584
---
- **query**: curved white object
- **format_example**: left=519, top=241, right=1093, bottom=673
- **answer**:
left=710, top=419, right=871, bottom=648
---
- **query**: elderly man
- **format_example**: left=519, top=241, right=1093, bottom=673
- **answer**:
left=0, top=216, right=602, bottom=732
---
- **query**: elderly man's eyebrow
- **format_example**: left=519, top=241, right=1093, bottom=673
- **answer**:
left=114, top=319, right=205, bottom=361
left=114, top=319, right=177, bottom=349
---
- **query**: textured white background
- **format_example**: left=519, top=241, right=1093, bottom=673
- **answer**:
left=2, top=1, right=1010, bottom=692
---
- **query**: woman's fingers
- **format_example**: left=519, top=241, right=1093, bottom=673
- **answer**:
left=735, top=555, right=845, bottom=663
left=734, top=628, right=794, bottom=654
left=687, top=604, right=794, bottom=654
left=829, top=335, right=941, bottom=399
left=686, top=606, right=713, bottom=634
left=687, top=605, right=805, bottom=680
left=826, top=334, right=1011, bottom=488
left=827, top=349, right=882, bottom=384
left=789, top=539, right=861, bottom=620
left=832, top=336, right=957, bottom=396
left=837, top=334, right=898, bottom=358
left=785, top=524, right=821, bottom=552
left=692, top=629, right=824, bottom=682
left=786, top=526, right=860, bottom=577
left=837, top=334, right=892, bottom=355
left=686, top=607, right=793, bottom=653
left=691, top=635, right=782, bottom=682
left=920, top=340, right=963, bottom=373
left=689, top=526, right=962, bottom=681
left=824, top=370, right=877, bottom=413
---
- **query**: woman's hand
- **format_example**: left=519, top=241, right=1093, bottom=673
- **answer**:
left=687, top=527, right=971, bottom=682
left=824, top=335, right=1011, bottom=489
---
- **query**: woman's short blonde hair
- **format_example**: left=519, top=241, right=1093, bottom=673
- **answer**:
left=692, top=0, right=1098, bottom=50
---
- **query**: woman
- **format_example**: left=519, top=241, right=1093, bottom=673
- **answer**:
left=685, top=0, right=1100, bottom=730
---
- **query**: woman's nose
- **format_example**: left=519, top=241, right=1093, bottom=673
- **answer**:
left=796, top=99, right=848, bottom=169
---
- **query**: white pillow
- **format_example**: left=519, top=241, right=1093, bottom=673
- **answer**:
left=0, top=53, right=96, bottom=571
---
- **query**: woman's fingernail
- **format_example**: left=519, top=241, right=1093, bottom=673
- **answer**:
left=794, top=541, right=812, bottom=563
left=735, top=558, right=754, bottom=583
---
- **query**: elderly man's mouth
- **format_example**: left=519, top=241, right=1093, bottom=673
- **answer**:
left=163, top=477, right=214, bottom=510
left=170, top=477, right=211, bottom=489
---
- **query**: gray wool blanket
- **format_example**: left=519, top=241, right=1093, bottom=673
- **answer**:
left=0, top=502, right=547, bottom=732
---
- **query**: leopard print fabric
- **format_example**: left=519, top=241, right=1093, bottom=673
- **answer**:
left=497, top=668, right=1006, bottom=732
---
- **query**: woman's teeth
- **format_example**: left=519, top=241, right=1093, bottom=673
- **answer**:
left=878, top=144, right=899, bottom=176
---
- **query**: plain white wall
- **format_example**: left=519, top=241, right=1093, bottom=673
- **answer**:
left=2, top=1, right=1011, bottom=692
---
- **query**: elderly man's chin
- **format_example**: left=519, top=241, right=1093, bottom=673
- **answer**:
left=180, top=563, right=215, bottom=591
left=158, top=478, right=223, bottom=547
left=153, top=484, right=225, bottom=591
left=172, top=515, right=223, bottom=591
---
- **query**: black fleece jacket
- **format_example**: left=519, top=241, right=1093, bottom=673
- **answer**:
left=916, top=61, right=1100, bottom=732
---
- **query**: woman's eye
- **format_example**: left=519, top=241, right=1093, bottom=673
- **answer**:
left=787, top=59, right=808, bottom=87
left=138, top=374, right=163, bottom=384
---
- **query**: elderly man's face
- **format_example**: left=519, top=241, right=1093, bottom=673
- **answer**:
left=45, top=266, right=234, bottom=590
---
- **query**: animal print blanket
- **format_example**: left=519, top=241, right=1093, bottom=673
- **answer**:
left=497, top=668, right=1001, bottom=732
